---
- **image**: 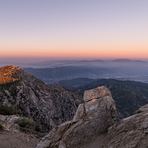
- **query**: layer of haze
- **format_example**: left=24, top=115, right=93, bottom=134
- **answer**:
left=0, top=0, right=148, bottom=59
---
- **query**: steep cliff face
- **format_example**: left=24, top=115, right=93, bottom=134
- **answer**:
left=37, top=86, right=148, bottom=148
left=36, top=86, right=118, bottom=148
left=0, top=65, right=82, bottom=132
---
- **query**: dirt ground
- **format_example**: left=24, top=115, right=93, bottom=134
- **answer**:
left=0, top=131, right=39, bottom=148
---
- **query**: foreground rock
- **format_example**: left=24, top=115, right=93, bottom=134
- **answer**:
left=82, top=104, right=148, bottom=148
left=0, top=65, right=82, bottom=132
left=36, top=86, right=118, bottom=148
left=37, top=86, right=148, bottom=148
left=106, top=105, right=148, bottom=148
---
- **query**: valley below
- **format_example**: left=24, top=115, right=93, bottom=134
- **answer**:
left=24, top=60, right=148, bottom=84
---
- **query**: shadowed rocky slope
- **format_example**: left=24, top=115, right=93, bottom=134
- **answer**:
left=0, top=65, right=82, bottom=132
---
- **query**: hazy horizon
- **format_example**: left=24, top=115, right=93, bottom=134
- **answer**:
left=0, top=57, right=148, bottom=69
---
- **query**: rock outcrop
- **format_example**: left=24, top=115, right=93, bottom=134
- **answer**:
left=0, top=65, right=82, bottom=132
left=37, top=86, right=148, bottom=148
left=36, top=86, right=118, bottom=148
left=60, top=78, right=148, bottom=118
left=0, top=115, right=20, bottom=131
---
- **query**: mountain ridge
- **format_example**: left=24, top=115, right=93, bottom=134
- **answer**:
left=0, top=65, right=82, bottom=132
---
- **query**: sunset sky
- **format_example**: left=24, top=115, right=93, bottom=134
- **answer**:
left=0, top=0, right=148, bottom=59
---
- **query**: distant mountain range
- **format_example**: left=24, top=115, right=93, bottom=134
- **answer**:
left=0, top=58, right=148, bottom=68
left=28, top=58, right=148, bottom=68
left=111, top=58, right=146, bottom=63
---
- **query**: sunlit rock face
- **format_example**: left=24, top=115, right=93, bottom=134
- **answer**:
left=0, top=65, right=23, bottom=85
left=36, top=86, right=118, bottom=148
left=83, top=86, right=112, bottom=102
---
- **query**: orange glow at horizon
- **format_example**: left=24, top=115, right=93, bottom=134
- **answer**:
left=1, top=42, right=148, bottom=59
left=1, top=49, right=148, bottom=59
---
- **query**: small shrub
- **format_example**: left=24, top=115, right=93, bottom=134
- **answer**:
left=0, top=124, right=4, bottom=131
left=16, top=117, right=35, bottom=132
left=34, top=123, right=42, bottom=132
left=0, top=105, right=18, bottom=115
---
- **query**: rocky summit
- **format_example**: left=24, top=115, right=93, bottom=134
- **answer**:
left=37, top=86, right=148, bottom=148
left=0, top=65, right=81, bottom=132
left=0, top=65, right=23, bottom=85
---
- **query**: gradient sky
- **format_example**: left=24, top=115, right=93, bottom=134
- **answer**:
left=0, top=0, right=148, bottom=59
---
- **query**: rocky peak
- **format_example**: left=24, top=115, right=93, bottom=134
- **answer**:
left=0, top=65, right=23, bottom=85
left=83, top=86, right=112, bottom=102
left=73, top=86, right=116, bottom=122
left=36, top=86, right=118, bottom=148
